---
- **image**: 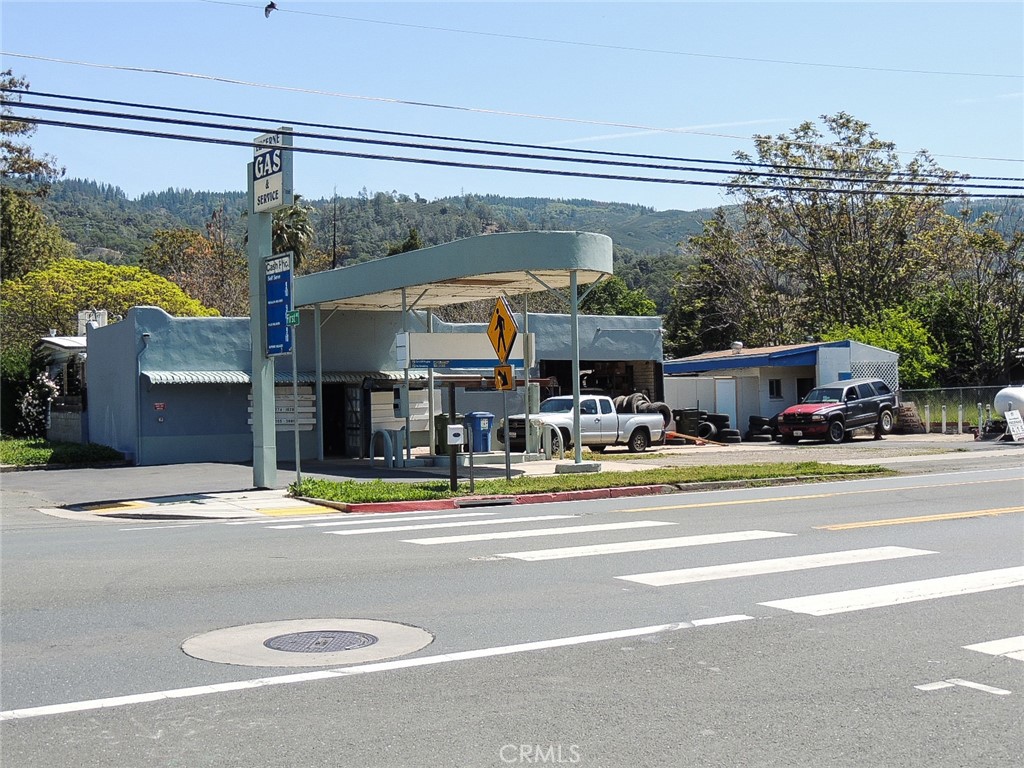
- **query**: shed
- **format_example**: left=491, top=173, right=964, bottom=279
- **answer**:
left=662, top=340, right=899, bottom=433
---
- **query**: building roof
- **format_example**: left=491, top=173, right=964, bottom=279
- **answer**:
left=663, top=341, right=848, bottom=374
left=294, top=230, right=613, bottom=311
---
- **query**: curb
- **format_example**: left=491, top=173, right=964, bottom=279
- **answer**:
left=297, top=483, right=680, bottom=514
left=294, top=474, right=895, bottom=515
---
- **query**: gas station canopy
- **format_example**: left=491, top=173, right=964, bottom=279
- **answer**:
left=294, top=231, right=613, bottom=311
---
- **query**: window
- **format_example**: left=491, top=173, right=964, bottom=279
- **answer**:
left=769, top=379, right=783, bottom=399
left=580, top=399, right=597, bottom=415
left=600, top=399, right=614, bottom=414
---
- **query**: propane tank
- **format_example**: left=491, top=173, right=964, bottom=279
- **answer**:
left=993, top=386, right=1024, bottom=416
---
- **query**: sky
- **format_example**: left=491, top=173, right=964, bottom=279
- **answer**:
left=2, top=1, right=1022, bottom=212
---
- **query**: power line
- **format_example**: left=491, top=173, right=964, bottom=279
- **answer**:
left=12, top=98, right=1018, bottom=193
left=12, top=114, right=1021, bottom=199
left=199, top=0, right=1024, bottom=81
left=10, top=88, right=1022, bottom=184
left=4, top=51, right=1020, bottom=166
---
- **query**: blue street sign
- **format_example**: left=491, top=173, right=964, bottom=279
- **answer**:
left=265, top=253, right=293, bottom=357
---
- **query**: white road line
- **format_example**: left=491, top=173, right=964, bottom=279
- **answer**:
left=760, top=566, right=1024, bottom=616
left=945, top=678, right=1012, bottom=695
left=964, top=636, right=1024, bottom=661
left=403, top=520, right=675, bottom=545
left=269, top=511, right=498, bottom=530
left=326, top=514, right=577, bottom=536
left=497, top=530, right=796, bottom=562
left=618, top=547, right=935, bottom=587
left=915, top=681, right=955, bottom=691
left=0, top=614, right=754, bottom=721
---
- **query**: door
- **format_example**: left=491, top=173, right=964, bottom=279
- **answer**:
left=714, top=378, right=738, bottom=430
left=579, top=397, right=603, bottom=444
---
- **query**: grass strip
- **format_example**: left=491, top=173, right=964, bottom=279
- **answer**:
left=0, top=438, right=124, bottom=466
left=292, top=462, right=890, bottom=503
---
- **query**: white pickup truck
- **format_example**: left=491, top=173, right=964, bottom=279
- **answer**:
left=499, top=394, right=666, bottom=453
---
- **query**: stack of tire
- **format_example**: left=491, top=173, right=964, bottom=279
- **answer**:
left=704, top=412, right=742, bottom=444
left=670, top=409, right=742, bottom=444
left=672, top=407, right=706, bottom=438
left=614, top=393, right=672, bottom=435
left=744, top=415, right=777, bottom=443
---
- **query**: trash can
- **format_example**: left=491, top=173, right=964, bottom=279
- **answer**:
left=465, top=412, right=494, bottom=452
left=435, top=413, right=464, bottom=454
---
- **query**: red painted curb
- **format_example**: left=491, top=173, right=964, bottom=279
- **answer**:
left=514, top=488, right=611, bottom=505
left=341, top=499, right=458, bottom=514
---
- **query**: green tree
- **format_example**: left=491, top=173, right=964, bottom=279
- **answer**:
left=385, top=227, right=425, bottom=256
left=1, top=185, right=75, bottom=281
left=0, top=258, right=218, bottom=355
left=1, top=69, right=64, bottom=192
left=579, top=275, right=656, bottom=316
left=821, top=308, right=945, bottom=389
left=917, top=210, right=1024, bottom=385
left=664, top=210, right=803, bottom=357
left=731, top=112, right=958, bottom=329
left=272, top=195, right=314, bottom=269
left=141, top=210, right=248, bottom=315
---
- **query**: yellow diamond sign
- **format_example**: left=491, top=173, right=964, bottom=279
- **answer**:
left=487, top=297, right=518, bottom=364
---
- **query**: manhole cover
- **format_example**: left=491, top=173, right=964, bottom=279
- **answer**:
left=182, top=618, right=433, bottom=667
left=264, top=630, right=378, bottom=654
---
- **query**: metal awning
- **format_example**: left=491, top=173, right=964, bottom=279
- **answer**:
left=295, top=231, right=613, bottom=311
left=142, top=370, right=423, bottom=386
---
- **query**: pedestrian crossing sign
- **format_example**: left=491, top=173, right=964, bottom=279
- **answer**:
left=487, top=297, right=518, bottom=364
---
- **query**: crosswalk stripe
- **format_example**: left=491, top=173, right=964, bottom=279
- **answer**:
left=268, top=511, right=498, bottom=530
left=760, top=566, right=1024, bottom=616
left=497, top=529, right=796, bottom=562
left=403, top=520, right=675, bottom=545
left=326, top=514, right=576, bottom=536
left=963, top=636, right=1024, bottom=661
left=618, top=546, right=935, bottom=587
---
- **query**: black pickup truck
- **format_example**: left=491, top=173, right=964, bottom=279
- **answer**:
left=777, top=378, right=899, bottom=444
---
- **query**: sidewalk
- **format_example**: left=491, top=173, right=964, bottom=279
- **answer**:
left=17, top=433, right=1019, bottom=523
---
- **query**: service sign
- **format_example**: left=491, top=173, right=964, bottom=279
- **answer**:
left=252, top=131, right=293, bottom=213
left=265, top=253, right=293, bottom=357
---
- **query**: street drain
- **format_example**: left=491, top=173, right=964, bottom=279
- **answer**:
left=182, top=618, right=432, bottom=667
left=264, top=630, right=379, bottom=653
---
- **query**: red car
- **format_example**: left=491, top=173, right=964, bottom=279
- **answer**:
left=777, top=378, right=898, bottom=444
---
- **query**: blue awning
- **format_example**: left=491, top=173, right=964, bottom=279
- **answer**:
left=664, top=342, right=847, bottom=375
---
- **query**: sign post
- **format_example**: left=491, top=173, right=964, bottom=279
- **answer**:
left=488, top=297, right=519, bottom=480
left=248, top=128, right=293, bottom=489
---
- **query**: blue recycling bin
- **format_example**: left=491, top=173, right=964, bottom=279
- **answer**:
left=465, top=412, right=494, bottom=452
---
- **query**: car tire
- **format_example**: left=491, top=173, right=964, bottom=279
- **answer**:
left=877, top=409, right=895, bottom=435
left=627, top=428, right=649, bottom=453
left=696, top=421, right=718, bottom=439
left=826, top=419, right=846, bottom=444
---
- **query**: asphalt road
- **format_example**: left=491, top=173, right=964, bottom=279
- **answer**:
left=1, top=448, right=1022, bottom=767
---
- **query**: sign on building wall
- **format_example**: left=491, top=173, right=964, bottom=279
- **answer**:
left=265, top=253, right=293, bottom=357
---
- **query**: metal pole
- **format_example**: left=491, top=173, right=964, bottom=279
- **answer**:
left=314, top=304, right=324, bottom=461
left=292, top=343, right=301, bottom=485
left=448, top=383, right=458, bottom=492
left=427, top=310, right=436, bottom=456
left=401, top=288, right=411, bottom=461
left=503, top=390, right=511, bottom=481
left=570, top=270, right=582, bottom=463
left=523, top=293, right=535, bottom=455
